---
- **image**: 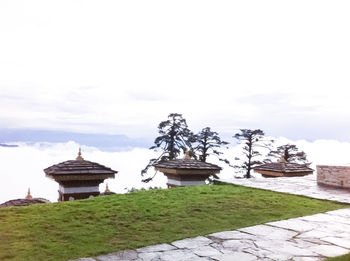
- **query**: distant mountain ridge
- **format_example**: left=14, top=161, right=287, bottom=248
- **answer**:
left=0, top=143, right=19, bottom=147
left=0, top=129, right=151, bottom=150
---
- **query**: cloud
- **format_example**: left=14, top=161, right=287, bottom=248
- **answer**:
left=126, top=90, right=169, bottom=102
left=0, top=142, right=166, bottom=203
left=1, top=137, right=350, bottom=204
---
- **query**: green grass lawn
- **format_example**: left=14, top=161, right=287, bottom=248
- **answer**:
left=0, top=184, right=348, bottom=261
left=328, top=254, right=350, bottom=261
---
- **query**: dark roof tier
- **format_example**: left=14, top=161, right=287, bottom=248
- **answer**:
left=0, top=198, right=50, bottom=208
left=254, top=162, right=313, bottom=173
left=154, top=159, right=221, bottom=170
left=44, top=160, right=118, bottom=176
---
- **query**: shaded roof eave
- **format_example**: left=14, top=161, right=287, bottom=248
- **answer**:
left=254, top=162, right=314, bottom=173
left=254, top=169, right=314, bottom=173
left=153, top=159, right=222, bottom=171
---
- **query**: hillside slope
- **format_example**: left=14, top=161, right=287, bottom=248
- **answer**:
left=0, top=184, right=348, bottom=261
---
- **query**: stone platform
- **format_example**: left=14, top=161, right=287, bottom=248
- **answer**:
left=221, top=175, right=350, bottom=204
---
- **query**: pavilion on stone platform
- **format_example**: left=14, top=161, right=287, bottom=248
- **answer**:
left=153, top=152, right=222, bottom=187
left=44, top=149, right=117, bottom=201
left=254, top=156, right=313, bottom=178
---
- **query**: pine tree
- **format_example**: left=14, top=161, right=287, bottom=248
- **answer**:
left=233, top=129, right=272, bottom=178
left=267, top=144, right=309, bottom=164
left=193, top=127, right=230, bottom=164
left=141, top=113, right=193, bottom=182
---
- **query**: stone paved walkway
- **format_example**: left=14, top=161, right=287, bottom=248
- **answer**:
left=72, top=176, right=350, bottom=261
left=221, top=175, right=350, bottom=204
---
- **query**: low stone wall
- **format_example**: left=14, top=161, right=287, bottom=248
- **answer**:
left=317, top=165, right=350, bottom=189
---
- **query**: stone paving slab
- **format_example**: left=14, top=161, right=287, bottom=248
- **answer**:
left=137, top=244, right=176, bottom=253
left=238, top=224, right=299, bottom=240
left=172, top=236, right=212, bottom=249
left=266, top=218, right=319, bottom=232
left=70, top=208, right=350, bottom=261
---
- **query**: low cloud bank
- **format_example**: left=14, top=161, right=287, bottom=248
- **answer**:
left=0, top=142, right=165, bottom=203
left=1, top=137, right=350, bottom=203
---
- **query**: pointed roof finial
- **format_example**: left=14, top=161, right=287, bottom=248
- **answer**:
left=104, top=183, right=110, bottom=193
left=25, top=188, right=33, bottom=199
left=184, top=150, right=191, bottom=160
left=278, top=155, right=287, bottom=163
left=76, top=147, right=84, bottom=161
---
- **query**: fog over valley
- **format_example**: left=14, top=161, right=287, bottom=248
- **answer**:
left=2, top=137, right=350, bottom=203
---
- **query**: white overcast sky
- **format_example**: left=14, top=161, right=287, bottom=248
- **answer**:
left=1, top=1, right=350, bottom=141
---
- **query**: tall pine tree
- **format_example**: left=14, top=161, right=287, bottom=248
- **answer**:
left=193, top=127, right=230, bottom=164
left=233, top=129, right=273, bottom=178
left=141, top=113, right=193, bottom=182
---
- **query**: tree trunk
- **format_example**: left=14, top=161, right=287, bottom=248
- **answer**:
left=246, top=136, right=252, bottom=178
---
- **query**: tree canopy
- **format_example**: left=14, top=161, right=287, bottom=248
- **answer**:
left=267, top=144, right=309, bottom=164
left=141, top=113, right=193, bottom=182
left=233, top=129, right=273, bottom=178
left=192, top=127, right=230, bottom=164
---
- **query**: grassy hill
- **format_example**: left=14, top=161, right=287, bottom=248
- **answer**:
left=0, top=184, right=348, bottom=261
left=328, top=254, right=350, bottom=261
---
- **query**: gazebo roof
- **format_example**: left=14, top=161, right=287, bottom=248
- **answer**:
left=254, top=162, right=313, bottom=173
left=44, top=149, right=117, bottom=179
left=154, top=153, right=222, bottom=186
left=0, top=188, right=50, bottom=208
left=0, top=198, right=50, bottom=208
left=154, top=158, right=221, bottom=171
left=44, top=160, right=117, bottom=176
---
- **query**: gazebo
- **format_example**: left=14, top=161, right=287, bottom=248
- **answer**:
left=254, top=156, right=314, bottom=178
left=44, top=149, right=117, bottom=201
left=154, top=153, right=222, bottom=187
